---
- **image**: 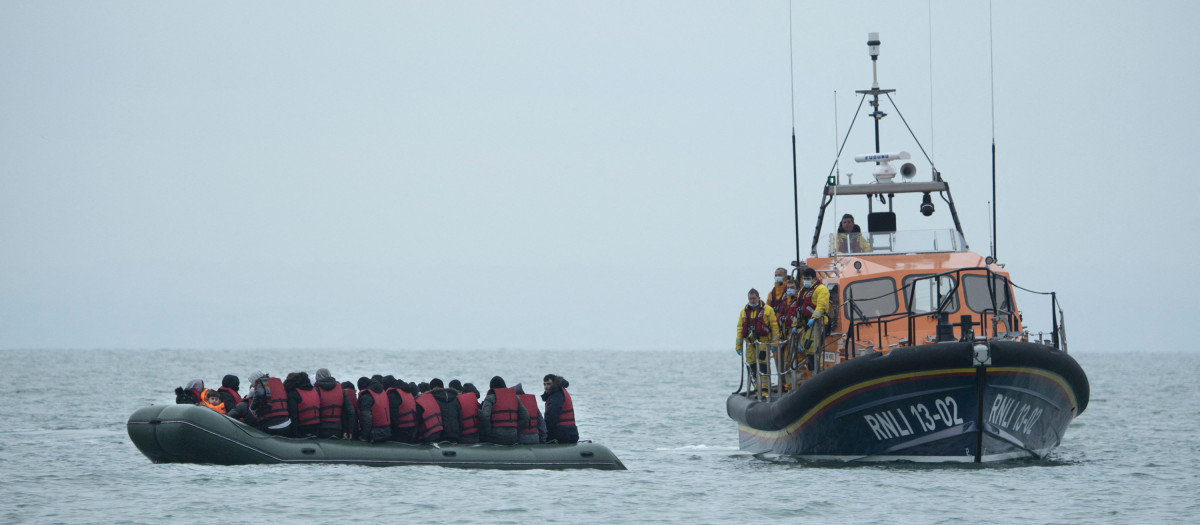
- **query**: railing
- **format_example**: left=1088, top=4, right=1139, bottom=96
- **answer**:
left=820, top=229, right=967, bottom=257
left=734, top=320, right=831, bottom=400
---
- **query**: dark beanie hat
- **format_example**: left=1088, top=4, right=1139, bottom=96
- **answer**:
left=429, top=378, right=444, bottom=389
left=222, top=374, right=239, bottom=389
left=463, top=383, right=480, bottom=396
left=490, top=376, right=506, bottom=390
left=341, top=381, right=355, bottom=391
left=448, top=379, right=463, bottom=391
left=357, top=377, right=370, bottom=390
left=382, top=375, right=397, bottom=388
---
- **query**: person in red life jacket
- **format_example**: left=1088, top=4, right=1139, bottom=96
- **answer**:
left=450, top=380, right=481, bottom=444
left=313, top=368, right=355, bottom=440
left=248, top=371, right=291, bottom=435
left=357, top=376, right=391, bottom=443
left=383, top=376, right=419, bottom=444
left=514, top=383, right=547, bottom=445
left=284, top=372, right=320, bottom=438
left=199, top=388, right=227, bottom=414
left=216, top=374, right=243, bottom=413
left=479, top=376, right=529, bottom=445
left=737, top=288, right=781, bottom=395
left=224, top=371, right=263, bottom=427
left=766, top=267, right=790, bottom=316
left=413, top=379, right=446, bottom=443
left=341, top=380, right=359, bottom=440
left=429, top=378, right=462, bottom=443
left=541, top=374, right=579, bottom=444
left=174, top=378, right=204, bottom=405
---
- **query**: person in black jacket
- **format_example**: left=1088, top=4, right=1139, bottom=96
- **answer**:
left=358, top=376, right=391, bottom=443
left=285, top=372, right=319, bottom=438
left=542, top=374, right=579, bottom=444
left=174, top=379, right=204, bottom=404
left=429, top=378, right=462, bottom=443
left=313, top=368, right=355, bottom=439
left=216, top=374, right=242, bottom=412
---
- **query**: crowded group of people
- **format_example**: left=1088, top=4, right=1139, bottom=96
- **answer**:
left=174, top=370, right=579, bottom=445
left=736, top=260, right=832, bottom=395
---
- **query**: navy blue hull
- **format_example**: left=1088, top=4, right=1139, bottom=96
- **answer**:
left=726, top=341, right=1088, bottom=462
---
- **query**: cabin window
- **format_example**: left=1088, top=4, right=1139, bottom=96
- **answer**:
left=962, top=274, right=1013, bottom=314
left=842, top=277, right=899, bottom=320
left=902, top=274, right=959, bottom=314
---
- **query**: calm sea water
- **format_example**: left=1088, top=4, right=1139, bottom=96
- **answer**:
left=2, top=349, right=1196, bottom=524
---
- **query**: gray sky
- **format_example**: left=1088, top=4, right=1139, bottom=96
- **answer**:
left=2, top=1, right=1196, bottom=352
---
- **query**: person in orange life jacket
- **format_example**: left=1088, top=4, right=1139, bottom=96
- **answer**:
left=341, top=381, right=360, bottom=440
left=430, top=378, right=463, bottom=443
left=513, top=383, right=548, bottom=444
left=357, top=376, right=392, bottom=443
left=284, top=372, right=320, bottom=438
left=383, top=376, right=419, bottom=444
left=313, top=368, right=355, bottom=440
left=835, top=213, right=872, bottom=254
left=451, top=380, right=482, bottom=444
left=542, top=374, right=579, bottom=443
left=246, top=371, right=291, bottom=435
left=174, top=378, right=204, bottom=405
left=199, top=388, right=227, bottom=414
left=736, top=288, right=780, bottom=392
left=766, top=267, right=790, bottom=315
left=216, top=374, right=242, bottom=412
left=479, top=376, right=529, bottom=445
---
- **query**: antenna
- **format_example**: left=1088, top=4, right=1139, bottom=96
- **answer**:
left=789, top=0, right=801, bottom=271
left=927, top=0, right=936, bottom=164
left=989, top=0, right=997, bottom=261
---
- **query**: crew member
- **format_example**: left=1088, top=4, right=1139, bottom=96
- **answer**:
left=835, top=213, right=872, bottom=253
left=541, top=374, right=578, bottom=444
left=766, top=267, right=789, bottom=314
left=736, top=288, right=780, bottom=395
left=796, top=267, right=831, bottom=375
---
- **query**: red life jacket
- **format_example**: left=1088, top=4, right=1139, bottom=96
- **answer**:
left=740, top=304, right=770, bottom=338
left=218, top=386, right=243, bottom=405
left=767, top=283, right=788, bottom=314
left=316, top=384, right=344, bottom=425
left=366, top=389, right=390, bottom=429
left=558, top=388, right=576, bottom=428
left=391, top=388, right=418, bottom=430
left=490, top=387, right=520, bottom=429
left=415, top=393, right=443, bottom=441
left=518, top=393, right=541, bottom=435
left=457, top=392, right=480, bottom=438
left=295, top=387, right=321, bottom=427
left=797, top=280, right=823, bottom=322
left=258, top=377, right=289, bottom=421
left=188, top=388, right=204, bottom=403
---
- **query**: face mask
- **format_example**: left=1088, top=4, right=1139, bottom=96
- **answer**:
left=774, top=276, right=784, bottom=284
left=749, top=301, right=760, bottom=307
left=785, top=289, right=796, bottom=296
left=802, top=279, right=813, bottom=287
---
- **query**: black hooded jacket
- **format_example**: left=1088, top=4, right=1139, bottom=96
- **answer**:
left=314, top=375, right=356, bottom=438
left=541, top=379, right=579, bottom=443
left=358, top=379, right=392, bottom=443
left=286, top=373, right=319, bottom=437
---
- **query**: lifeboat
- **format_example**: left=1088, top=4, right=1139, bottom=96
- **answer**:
left=128, top=404, right=625, bottom=470
left=726, top=33, right=1088, bottom=462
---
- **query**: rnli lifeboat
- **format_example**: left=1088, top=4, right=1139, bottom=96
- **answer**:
left=726, top=33, right=1089, bottom=463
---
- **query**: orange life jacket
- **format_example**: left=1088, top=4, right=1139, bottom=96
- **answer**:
left=200, top=389, right=226, bottom=414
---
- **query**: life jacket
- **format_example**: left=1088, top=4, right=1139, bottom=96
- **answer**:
left=558, top=388, right=577, bottom=429
left=294, top=387, right=321, bottom=427
left=199, top=389, right=226, bottom=414
left=490, top=387, right=520, bottom=429
left=218, top=386, right=243, bottom=405
left=391, top=388, right=418, bottom=430
left=258, top=377, right=289, bottom=422
left=797, top=281, right=822, bottom=322
left=366, top=389, right=390, bottom=429
left=740, top=304, right=771, bottom=338
left=415, top=393, right=443, bottom=441
left=457, top=392, right=480, bottom=438
left=778, top=295, right=799, bottom=330
left=767, top=282, right=788, bottom=314
left=316, top=384, right=344, bottom=425
left=188, top=388, right=204, bottom=404
left=517, top=393, right=541, bottom=436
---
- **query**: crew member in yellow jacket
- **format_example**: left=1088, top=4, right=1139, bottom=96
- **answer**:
left=736, top=288, right=779, bottom=395
left=796, top=267, right=831, bottom=375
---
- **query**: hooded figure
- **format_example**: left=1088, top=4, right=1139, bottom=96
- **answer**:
left=428, top=378, right=462, bottom=443
left=174, top=379, right=204, bottom=405
left=285, top=372, right=319, bottom=437
left=541, top=375, right=579, bottom=444
left=216, top=374, right=242, bottom=410
left=514, top=383, right=547, bottom=445
left=357, top=376, right=392, bottom=443
left=313, top=368, right=356, bottom=439
left=478, top=376, right=529, bottom=445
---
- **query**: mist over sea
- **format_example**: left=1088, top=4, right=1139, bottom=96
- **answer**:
left=2, top=349, right=1195, bottom=523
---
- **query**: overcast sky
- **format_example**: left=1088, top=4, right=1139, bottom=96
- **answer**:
left=2, top=1, right=1196, bottom=352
